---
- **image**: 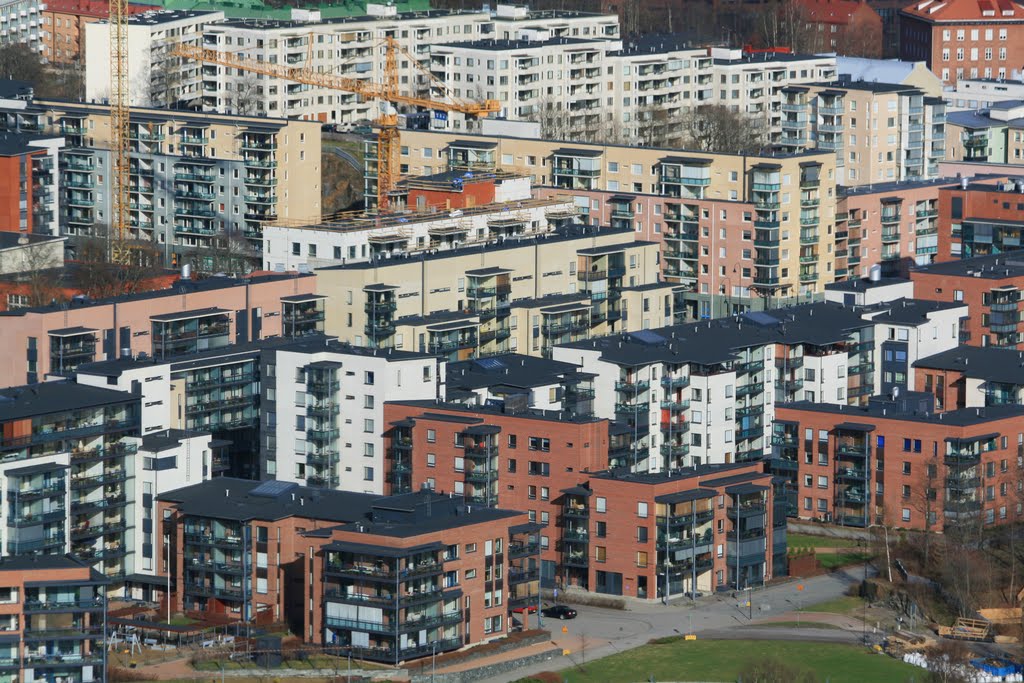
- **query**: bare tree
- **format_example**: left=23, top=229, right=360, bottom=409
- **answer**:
left=0, top=44, right=83, bottom=100
left=678, top=105, right=768, bottom=154
left=924, top=639, right=973, bottom=683
left=754, top=0, right=824, bottom=54
left=186, top=232, right=257, bottom=276
left=229, top=72, right=263, bottom=117
left=74, top=237, right=163, bottom=299
left=835, top=21, right=884, bottom=59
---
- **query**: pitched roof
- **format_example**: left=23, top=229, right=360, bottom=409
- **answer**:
left=901, top=0, right=1024, bottom=22
left=797, top=0, right=877, bottom=24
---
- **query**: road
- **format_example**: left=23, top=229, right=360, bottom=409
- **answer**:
left=474, top=565, right=873, bottom=683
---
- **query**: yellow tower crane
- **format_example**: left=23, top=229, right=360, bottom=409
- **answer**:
left=173, top=37, right=501, bottom=212
left=108, top=0, right=130, bottom=264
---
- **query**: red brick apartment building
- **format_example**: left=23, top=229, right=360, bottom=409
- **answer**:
left=157, top=478, right=534, bottom=663
left=900, top=0, right=1024, bottom=85
left=773, top=391, right=1024, bottom=531
left=798, top=0, right=885, bottom=56
left=913, top=344, right=1024, bottom=410
left=40, top=0, right=154, bottom=63
left=911, top=252, right=1024, bottom=349
left=0, top=555, right=109, bottom=682
left=925, top=176, right=1022, bottom=262
left=383, top=401, right=786, bottom=599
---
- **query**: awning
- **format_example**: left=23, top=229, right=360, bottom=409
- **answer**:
left=150, top=307, right=228, bottom=323
left=323, top=540, right=444, bottom=558
left=6, top=462, right=68, bottom=477
left=463, top=424, right=501, bottom=436
left=834, top=422, right=876, bottom=432
left=726, top=483, right=769, bottom=496
left=947, top=433, right=999, bottom=443
left=560, top=486, right=592, bottom=497
left=48, top=326, right=98, bottom=337
left=124, top=573, right=175, bottom=588
left=655, top=489, right=717, bottom=505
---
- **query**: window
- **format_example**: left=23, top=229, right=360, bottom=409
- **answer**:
left=529, top=437, right=551, bottom=451
left=595, top=546, right=607, bottom=563
left=426, top=453, right=435, bottom=468
left=595, top=497, right=607, bottom=513
left=363, top=466, right=374, bottom=481
left=902, top=508, right=911, bottom=522
left=636, top=551, right=648, bottom=567
left=637, top=502, right=648, bottom=518
left=596, top=521, right=607, bottom=537
left=427, top=429, right=436, bottom=443
left=528, top=461, right=550, bottom=476
left=364, top=371, right=375, bottom=385
left=817, top=476, right=828, bottom=488
left=637, top=526, right=648, bottom=543
left=903, top=462, right=912, bottom=475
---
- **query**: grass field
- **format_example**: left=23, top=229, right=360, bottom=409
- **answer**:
left=787, top=533, right=863, bottom=549
left=528, top=639, right=921, bottom=683
left=818, top=551, right=872, bottom=569
left=804, top=595, right=867, bottom=615
left=742, top=620, right=842, bottom=629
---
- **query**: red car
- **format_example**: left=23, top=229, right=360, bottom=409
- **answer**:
left=511, top=604, right=538, bottom=614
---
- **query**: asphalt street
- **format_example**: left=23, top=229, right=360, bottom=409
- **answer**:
left=476, top=565, right=874, bottom=683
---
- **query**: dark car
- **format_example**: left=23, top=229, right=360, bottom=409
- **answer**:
left=541, top=605, right=577, bottom=620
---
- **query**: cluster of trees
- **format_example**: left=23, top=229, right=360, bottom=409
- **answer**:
left=0, top=44, right=83, bottom=101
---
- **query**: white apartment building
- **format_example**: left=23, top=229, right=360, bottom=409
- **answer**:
left=262, top=176, right=575, bottom=272
left=551, top=299, right=964, bottom=474
left=196, top=3, right=618, bottom=123
left=427, top=39, right=837, bottom=144
left=85, top=9, right=224, bottom=107
left=0, top=0, right=43, bottom=52
left=262, top=340, right=443, bottom=495
left=946, top=76, right=1024, bottom=110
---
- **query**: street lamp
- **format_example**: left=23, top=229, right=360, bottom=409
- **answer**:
left=431, top=641, right=437, bottom=683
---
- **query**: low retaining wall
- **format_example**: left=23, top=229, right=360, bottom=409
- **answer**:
left=410, top=647, right=564, bottom=683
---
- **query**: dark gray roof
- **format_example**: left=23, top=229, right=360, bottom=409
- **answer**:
left=864, top=298, right=965, bottom=325
left=839, top=177, right=959, bottom=197
left=447, top=354, right=585, bottom=393
left=0, top=132, right=57, bottom=156
left=779, top=399, right=1024, bottom=426
left=0, top=79, right=33, bottom=100
left=914, top=345, right=1024, bottom=384
left=328, top=491, right=522, bottom=539
left=0, top=382, right=136, bottom=421
left=559, top=301, right=872, bottom=367
left=392, top=400, right=604, bottom=426
left=591, top=462, right=763, bottom=486
left=141, top=429, right=209, bottom=453
left=0, top=553, right=96, bottom=573
left=157, top=477, right=379, bottom=523
left=0, top=232, right=62, bottom=250
left=912, top=250, right=1024, bottom=280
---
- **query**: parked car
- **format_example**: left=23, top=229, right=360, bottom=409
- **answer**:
left=511, top=604, right=537, bottom=614
left=541, top=605, right=577, bottom=620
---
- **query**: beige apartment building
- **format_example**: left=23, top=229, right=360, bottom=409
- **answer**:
left=382, top=129, right=839, bottom=303
left=780, top=81, right=946, bottom=185
left=318, top=225, right=668, bottom=359
left=0, top=97, right=322, bottom=271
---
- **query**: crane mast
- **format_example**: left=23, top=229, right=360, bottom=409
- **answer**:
left=109, top=0, right=130, bottom=264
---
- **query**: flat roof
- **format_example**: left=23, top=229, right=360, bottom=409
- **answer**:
left=149, top=307, right=229, bottom=323
left=914, top=345, right=1024, bottom=384
left=392, top=400, right=604, bottom=426
left=779, top=399, right=1024, bottom=426
left=0, top=382, right=137, bottom=422
left=447, top=354, right=588, bottom=393
left=912, top=250, right=1024, bottom=280
left=826, top=277, right=910, bottom=292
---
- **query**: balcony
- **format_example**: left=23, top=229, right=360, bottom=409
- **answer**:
left=615, top=380, right=649, bottom=393
left=563, top=505, right=589, bottom=519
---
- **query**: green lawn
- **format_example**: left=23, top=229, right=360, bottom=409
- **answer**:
left=787, top=533, right=863, bottom=549
left=817, top=552, right=872, bottom=569
left=539, top=639, right=920, bottom=683
left=804, top=595, right=867, bottom=615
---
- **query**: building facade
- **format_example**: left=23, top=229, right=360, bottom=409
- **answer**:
left=41, top=0, right=154, bottom=64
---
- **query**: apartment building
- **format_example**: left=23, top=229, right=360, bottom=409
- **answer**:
left=0, top=131, right=62, bottom=237
left=0, top=270, right=315, bottom=389
left=778, top=81, right=946, bottom=185
left=157, top=478, right=378, bottom=625
left=316, top=224, right=665, bottom=359
left=835, top=177, right=950, bottom=279
left=0, top=0, right=44, bottom=53
left=263, top=177, right=575, bottom=273
left=380, top=401, right=783, bottom=597
left=911, top=252, right=1024, bottom=349
left=0, top=379, right=218, bottom=592
left=945, top=101, right=1024, bottom=164
left=197, top=4, right=618, bottom=123
left=0, top=96, right=322, bottom=269
left=0, top=555, right=109, bottom=683
left=308, top=490, right=529, bottom=657
left=84, top=9, right=223, bottom=107
left=259, top=338, right=442, bottom=494
left=925, top=176, right=1024, bottom=261
left=427, top=36, right=836, bottom=146
left=900, top=0, right=1024, bottom=86
left=796, top=0, right=885, bottom=56
left=77, top=332, right=445, bottom=493
left=445, top=353, right=597, bottom=413
left=825, top=275, right=915, bottom=307
left=914, top=345, right=1024, bottom=410
left=552, top=299, right=964, bottom=472
left=390, top=129, right=841, bottom=302
left=41, top=0, right=154, bottom=63
left=773, top=391, right=1024, bottom=530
